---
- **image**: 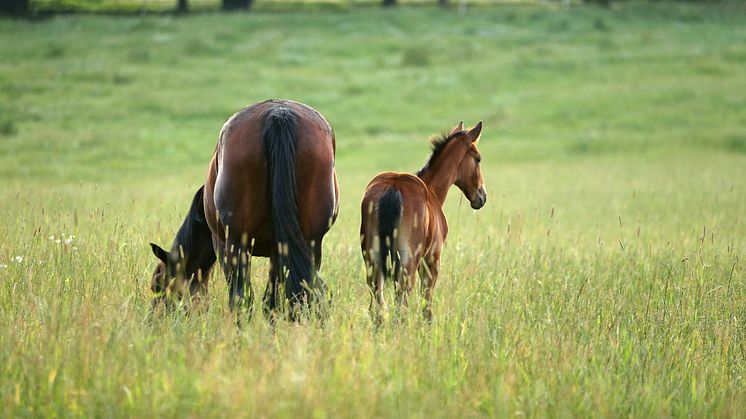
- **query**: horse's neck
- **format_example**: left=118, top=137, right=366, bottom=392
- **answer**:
left=419, top=147, right=463, bottom=206
left=190, top=235, right=216, bottom=273
left=173, top=217, right=215, bottom=275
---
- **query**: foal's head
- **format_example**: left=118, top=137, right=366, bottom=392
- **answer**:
left=452, top=121, right=487, bottom=209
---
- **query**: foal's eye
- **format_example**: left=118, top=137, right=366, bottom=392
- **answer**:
left=475, top=155, right=481, bottom=164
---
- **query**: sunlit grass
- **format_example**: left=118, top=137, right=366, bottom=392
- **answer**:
left=1, top=2, right=745, bottom=417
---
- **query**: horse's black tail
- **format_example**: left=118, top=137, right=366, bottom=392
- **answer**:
left=378, top=188, right=403, bottom=282
left=262, top=106, right=315, bottom=310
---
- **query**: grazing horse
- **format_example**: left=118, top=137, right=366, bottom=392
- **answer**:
left=150, top=99, right=339, bottom=319
left=360, top=121, right=486, bottom=321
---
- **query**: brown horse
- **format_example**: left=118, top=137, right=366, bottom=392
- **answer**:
left=150, top=99, right=339, bottom=318
left=360, top=121, right=485, bottom=321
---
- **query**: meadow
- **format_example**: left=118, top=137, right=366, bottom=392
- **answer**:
left=1, top=2, right=745, bottom=417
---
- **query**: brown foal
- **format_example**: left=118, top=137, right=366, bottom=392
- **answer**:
left=360, top=121, right=486, bottom=321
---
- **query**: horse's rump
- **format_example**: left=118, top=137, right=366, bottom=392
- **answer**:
left=206, top=100, right=337, bottom=314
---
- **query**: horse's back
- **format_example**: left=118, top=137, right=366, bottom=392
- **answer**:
left=218, top=99, right=334, bottom=165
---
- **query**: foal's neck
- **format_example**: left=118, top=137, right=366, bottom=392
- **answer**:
left=418, top=142, right=465, bottom=206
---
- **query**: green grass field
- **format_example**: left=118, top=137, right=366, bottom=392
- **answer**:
left=1, top=2, right=745, bottom=417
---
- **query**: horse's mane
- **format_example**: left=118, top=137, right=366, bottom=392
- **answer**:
left=171, top=185, right=209, bottom=259
left=416, top=130, right=466, bottom=176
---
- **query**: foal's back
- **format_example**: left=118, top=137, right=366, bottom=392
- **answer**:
left=360, top=172, right=445, bottom=276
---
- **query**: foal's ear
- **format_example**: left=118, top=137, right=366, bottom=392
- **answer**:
left=466, top=121, right=483, bottom=143
left=150, top=243, right=169, bottom=263
left=449, top=121, right=464, bottom=136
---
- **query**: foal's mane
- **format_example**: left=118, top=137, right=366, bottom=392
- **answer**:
left=416, top=130, right=466, bottom=176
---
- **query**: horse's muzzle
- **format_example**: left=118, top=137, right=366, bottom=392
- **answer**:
left=470, top=187, right=487, bottom=210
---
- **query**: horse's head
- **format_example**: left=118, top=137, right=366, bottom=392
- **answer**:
left=453, top=121, right=487, bottom=210
left=149, top=243, right=189, bottom=306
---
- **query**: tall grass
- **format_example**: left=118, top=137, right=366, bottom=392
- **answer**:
left=1, top=3, right=745, bottom=417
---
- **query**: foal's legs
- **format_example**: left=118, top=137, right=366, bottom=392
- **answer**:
left=365, top=261, right=387, bottom=325
left=420, top=254, right=441, bottom=322
left=395, top=255, right=420, bottom=318
left=375, top=269, right=389, bottom=325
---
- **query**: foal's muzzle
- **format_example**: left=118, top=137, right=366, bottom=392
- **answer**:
left=470, top=186, right=487, bottom=210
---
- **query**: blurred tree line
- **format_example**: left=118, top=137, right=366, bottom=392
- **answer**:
left=0, top=0, right=726, bottom=15
left=2, top=0, right=29, bottom=14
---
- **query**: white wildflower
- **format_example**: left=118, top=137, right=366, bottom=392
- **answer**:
left=50, top=234, right=75, bottom=245
left=13, top=256, right=23, bottom=263
left=0, top=264, right=7, bottom=269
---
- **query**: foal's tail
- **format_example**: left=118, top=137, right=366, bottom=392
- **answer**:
left=378, top=188, right=403, bottom=282
left=262, top=106, right=315, bottom=309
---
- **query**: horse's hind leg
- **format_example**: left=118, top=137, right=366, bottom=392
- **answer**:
left=310, top=236, right=329, bottom=305
left=222, top=238, right=254, bottom=316
left=263, top=260, right=280, bottom=322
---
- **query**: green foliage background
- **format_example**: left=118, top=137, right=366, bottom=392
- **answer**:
left=0, top=2, right=744, bottom=417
